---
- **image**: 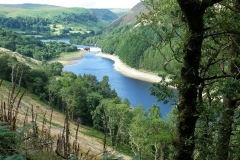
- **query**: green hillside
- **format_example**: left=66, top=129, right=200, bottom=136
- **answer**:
left=0, top=4, right=118, bottom=38
left=1, top=1, right=240, bottom=160
left=0, top=4, right=89, bottom=18
left=90, top=9, right=118, bottom=22
left=0, top=25, right=139, bottom=159
left=0, top=27, right=78, bottom=61
left=109, top=8, right=130, bottom=17
left=83, top=1, right=240, bottom=160
left=0, top=3, right=60, bottom=8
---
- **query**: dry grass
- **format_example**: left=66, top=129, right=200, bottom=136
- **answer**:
left=0, top=47, right=42, bottom=67
left=0, top=81, right=131, bottom=160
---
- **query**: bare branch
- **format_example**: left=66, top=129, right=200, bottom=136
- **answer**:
left=234, top=64, right=240, bottom=78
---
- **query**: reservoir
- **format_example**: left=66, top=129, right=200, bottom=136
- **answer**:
left=63, top=53, right=173, bottom=118
left=43, top=39, right=174, bottom=118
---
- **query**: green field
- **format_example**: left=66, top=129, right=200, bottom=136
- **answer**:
left=0, top=4, right=107, bottom=34
left=58, top=50, right=86, bottom=58
left=49, top=24, right=64, bottom=34
left=0, top=5, right=89, bottom=18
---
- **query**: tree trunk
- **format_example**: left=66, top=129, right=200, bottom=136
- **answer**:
left=159, top=143, right=165, bottom=160
left=154, top=143, right=158, bottom=160
left=216, top=1, right=240, bottom=158
left=216, top=98, right=236, bottom=160
left=174, top=1, right=206, bottom=160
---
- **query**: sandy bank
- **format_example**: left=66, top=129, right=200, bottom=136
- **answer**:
left=96, top=52, right=164, bottom=83
left=50, top=50, right=88, bottom=66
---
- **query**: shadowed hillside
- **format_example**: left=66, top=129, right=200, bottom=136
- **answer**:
left=90, top=9, right=118, bottom=22
left=104, top=2, right=147, bottom=32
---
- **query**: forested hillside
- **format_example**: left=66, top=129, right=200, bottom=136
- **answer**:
left=1, top=0, right=240, bottom=160
left=81, top=2, right=176, bottom=75
left=0, top=35, right=174, bottom=160
left=78, top=3, right=175, bottom=74
left=90, top=9, right=118, bottom=22
left=0, top=27, right=77, bottom=60
left=0, top=3, right=119, bottom=38
left=0, top=24, right=175, bottom=159
left=81, top=0, right=240, bottom=160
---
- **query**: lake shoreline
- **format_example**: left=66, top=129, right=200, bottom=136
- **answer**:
left=50, top=50, right=88, bottom=66
left=55, top=50, right=169, bottom=84
left=96, top=52, right=163, bottom=83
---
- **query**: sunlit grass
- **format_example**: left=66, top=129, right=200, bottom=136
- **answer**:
left=81, top=125, right=134, bottom=157
left=2, top=6, right=89, bottom=18
left=59, top=50, right=85, bottom=58
left=69, top=30, right=83, bottom=34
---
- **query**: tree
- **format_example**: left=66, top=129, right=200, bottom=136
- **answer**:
left=59, top=71, right=77, bottom=117
left=98, top=76, right=117, bottom=98
left=215, top=1, right=240, bottom=159
left=128, top=104, right=173, bottom=160
left=114, top=103, right=132, bottom=146
left=141, top=1, right=221, bottom=158
left=128, top=104, right=148, bottom=160
left=138, top=0, right=240, bottom=159
left=47, top=77, right=63, bottom=110
left=27, top=69, right=48, bottom=96
left=172, top=1, right=209, bottom=159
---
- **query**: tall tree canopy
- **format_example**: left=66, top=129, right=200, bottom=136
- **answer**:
left=139, top=0, right=240, bottom=159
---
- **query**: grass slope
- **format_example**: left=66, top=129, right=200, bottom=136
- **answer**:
left=0, top=5, right=90, bottom=18
left=0, top=4, right=105, bottom=33
left=0, top=48, right=132, bottom=159
left=0, top=47, right=42, bottom=68
left=0, top=3, right=60, bottom=9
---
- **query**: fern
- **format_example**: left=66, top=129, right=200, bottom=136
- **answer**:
left=4, top=154, right=25, bottom=160
left=0, top=122, right=18, bottom=156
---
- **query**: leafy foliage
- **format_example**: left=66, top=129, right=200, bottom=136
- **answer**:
left=0, top=4, right=111, bottom=35
left=0, top=123, right=18, bottom=156
left=0, top=27, right=77, bottom=61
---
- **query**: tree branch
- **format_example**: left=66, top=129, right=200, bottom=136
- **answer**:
left=202, top=0, right=223, bottom=8
left=221, top=2, right=240, bottom=12
left=202, top=75, right=232, bottom=81
left=204, top=31, right=240, bottom=38
left=204, top=23, right=220, bottom=31
left=233, top=97, right=240, bottom=101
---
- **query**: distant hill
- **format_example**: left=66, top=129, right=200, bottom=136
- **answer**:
left=0, top=3, right=118, bottom=34
left=0, top=4, right=91, bottom=19
left=0, top=3, right=59, bottom=9
left=0, top=3, right=129, bottom=34
left=120, top=2, right=148, bottom=24
left=90, top=9, right=118, bottom=22
left=105, top=2, right=147, bottom=31
left=0, top=3, right=120, bottom=22
left=86, top=1, right=167, bottom=73
left=108, top=8, right=130, bottom=17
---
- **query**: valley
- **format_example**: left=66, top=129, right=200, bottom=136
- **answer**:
left=0, top=1, right=240, bottom=160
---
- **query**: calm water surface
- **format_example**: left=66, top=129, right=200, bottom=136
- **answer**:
left=43, top=39, right=173, bottom=118
left=63, top=53, right=173, bottom=118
